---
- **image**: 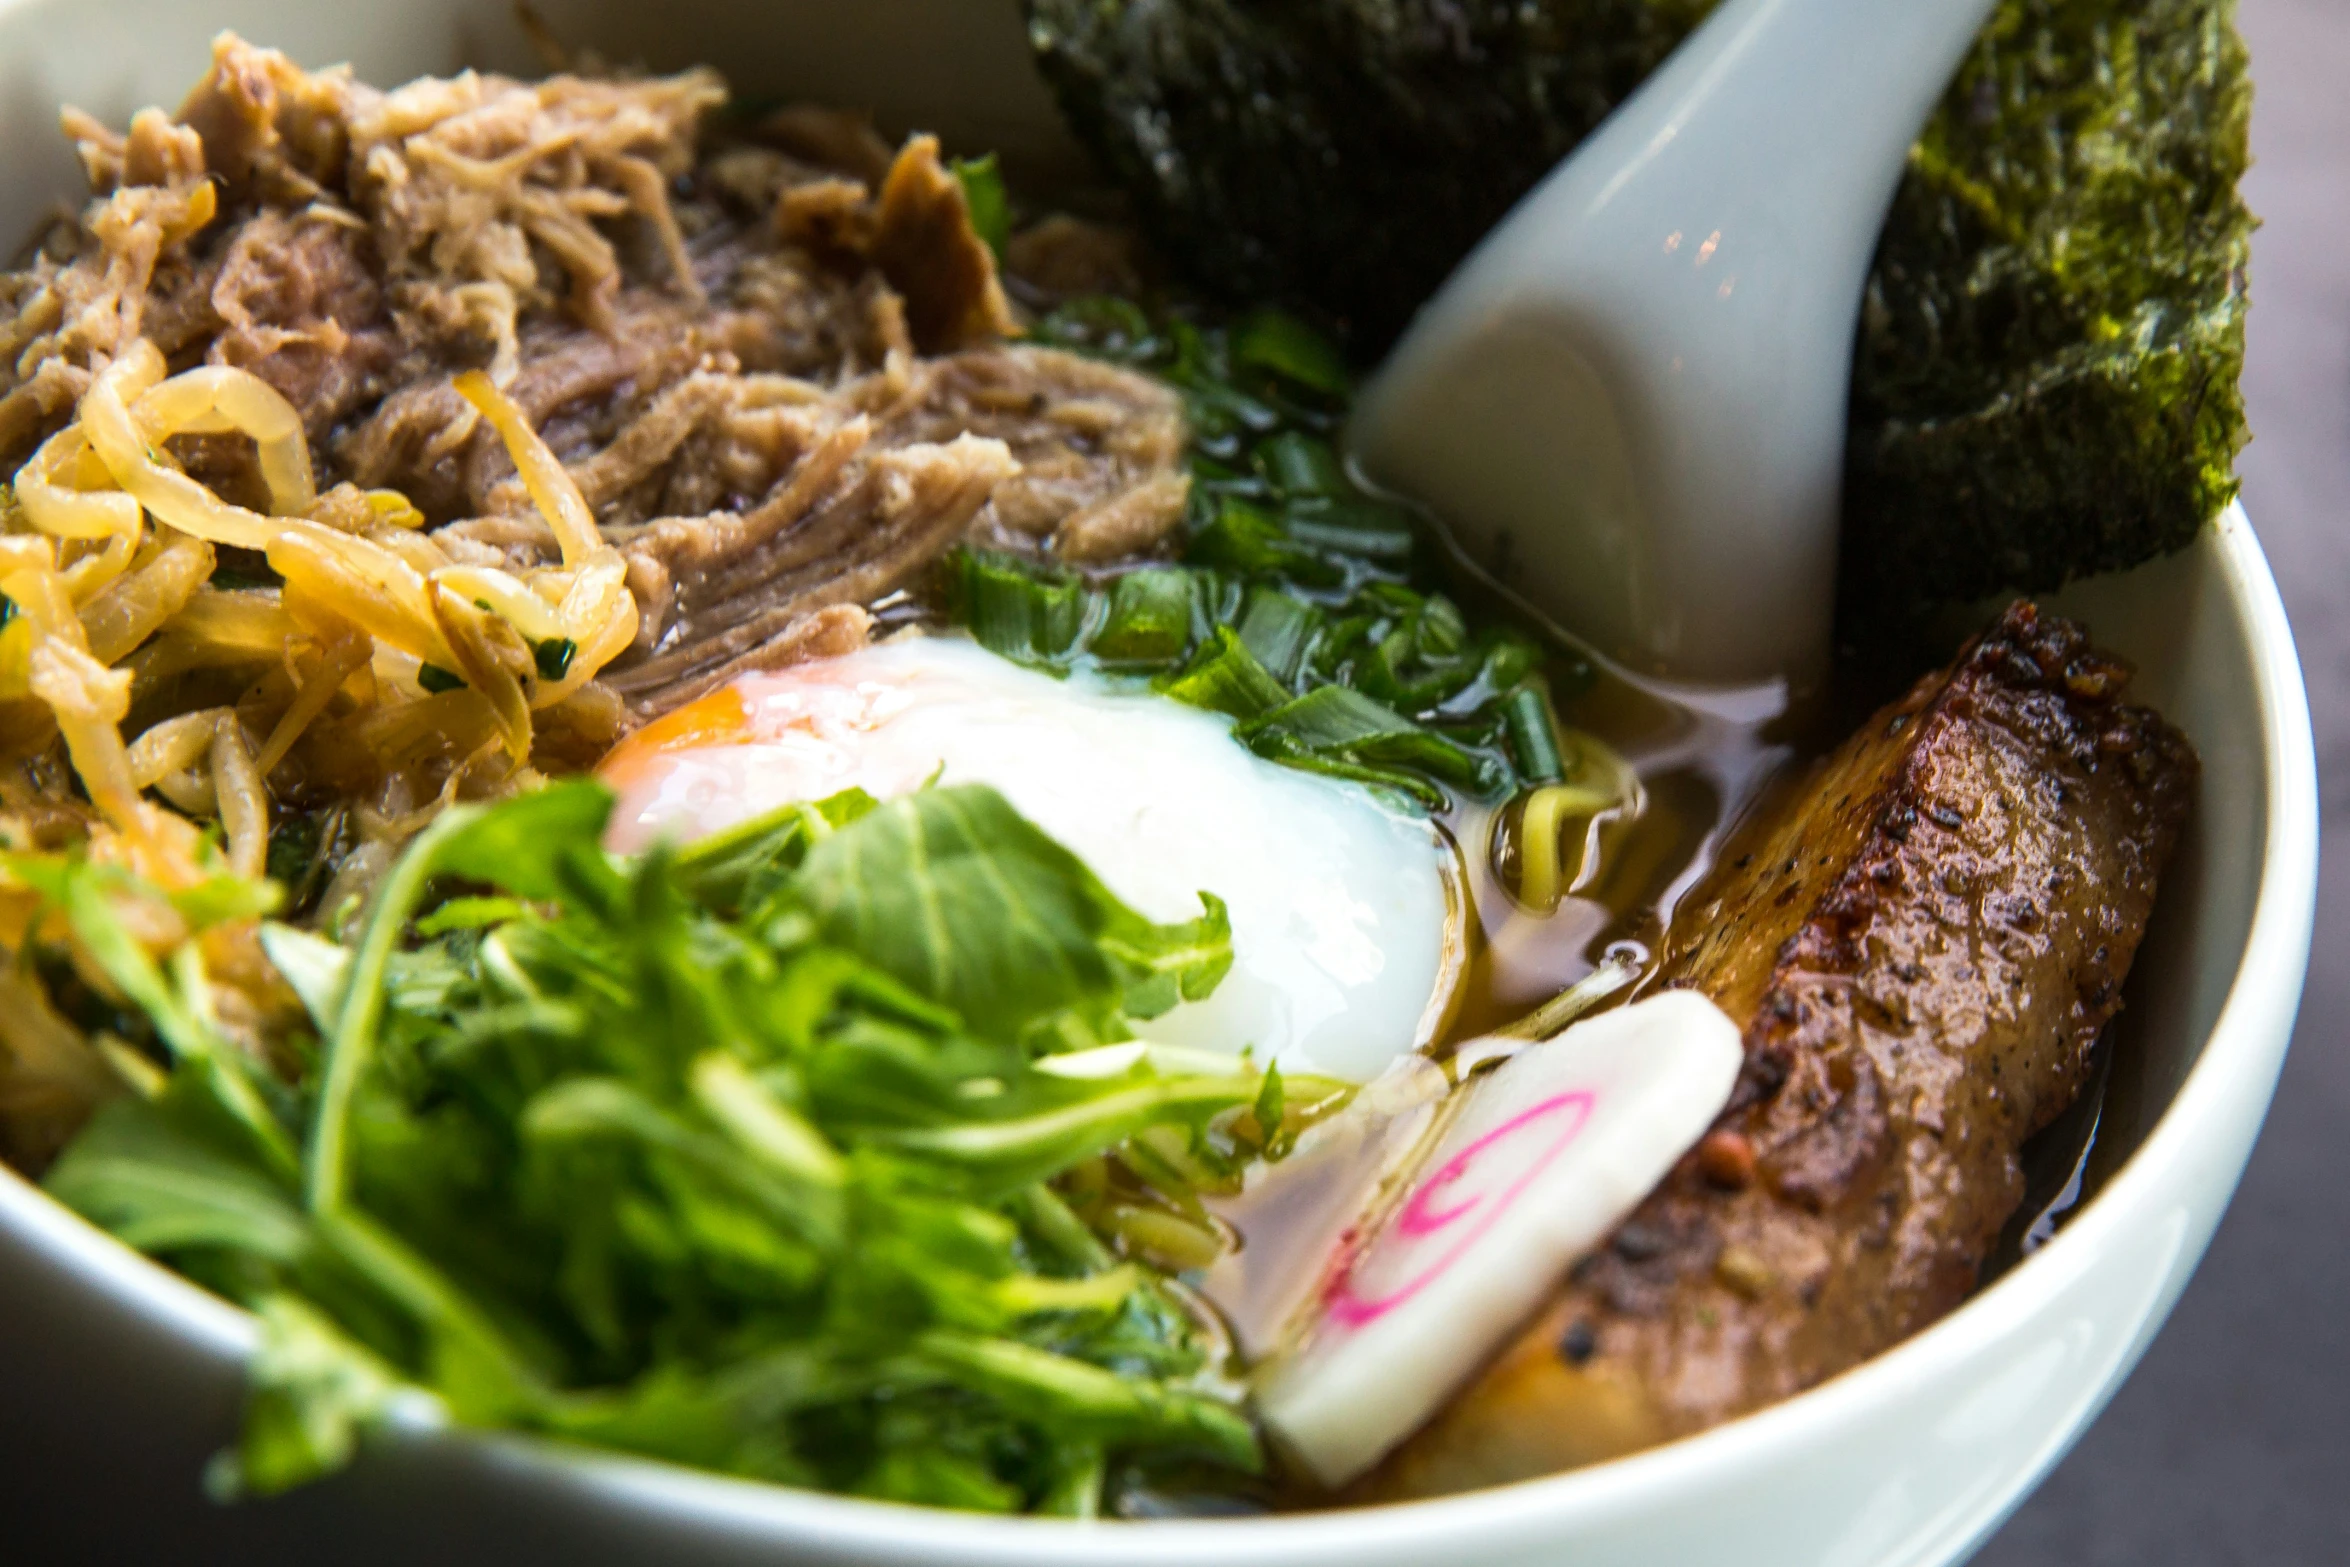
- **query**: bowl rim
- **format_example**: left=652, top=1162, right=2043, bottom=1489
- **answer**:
left=0, top=503, right=2318, bottom=1557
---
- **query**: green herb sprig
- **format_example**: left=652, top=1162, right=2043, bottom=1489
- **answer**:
left=43, top=781, right=1314, bottom=1513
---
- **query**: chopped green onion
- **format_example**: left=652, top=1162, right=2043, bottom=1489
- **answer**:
left=1234, top=586, right=1320, bottom=684
left=417, top=663, right=464, bottom=694
left=1187, top=452, right=1268, bottom=498
left=950, top=152, right=1012, bottom=261
left=1230, top=307, right=1351, bottom=397
left=1034, top=296, right=1160, bottom=362
left=533, top=637, right=577, bottom=682
left=945, top=296, right=1612, bottom=818
left=1236, top=683, right=1412, bottom=752
left=1415, top=595, right=1468, bottom=657
left=1283, top=509, right=1414, bottom=562
left=1238, top=685, right=1495, bottom=794
left=1503, top=684, right=1567, bottom=785
left=955, top=550, right=1089, bottom=666
left=1092, top=568, right=1195, bottom=665
left=1158, top=627, right=1292, bottom=721
left=1254, top=746, right=1451, bottom=812
left=1481, top=638, right=1542, bottom=692
left=1186, top=497, right=1332, bottom=582
left=1255, top=431, right=1348, bottom=498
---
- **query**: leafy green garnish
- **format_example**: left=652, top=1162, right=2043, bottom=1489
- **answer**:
left=43, top=781, right=1281, bottom=1511
left=797, top=787, right=1229, bottom=1040
left=947, top=550, right=1092, bottom=667
left=533, top=637, right=578, bottom=682
left=951, top=152, right=1014, bottom=261
left=953, top=300, right=1594, bottom=810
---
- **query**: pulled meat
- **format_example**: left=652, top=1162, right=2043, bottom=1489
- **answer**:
left=0, top=32, right=1189, bottom=722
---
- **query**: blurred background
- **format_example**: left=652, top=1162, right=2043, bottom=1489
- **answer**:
left=1978, top=1, right=2350, bottom=1561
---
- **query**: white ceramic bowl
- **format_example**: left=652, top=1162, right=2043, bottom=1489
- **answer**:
left=0, top=4, right=2318, bottom=1563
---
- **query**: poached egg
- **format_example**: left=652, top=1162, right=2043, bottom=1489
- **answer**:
left=599, top=635, right=1456, bottom=1081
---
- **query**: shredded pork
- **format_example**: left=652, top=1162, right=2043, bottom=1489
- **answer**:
left=0, top=30, right=1192, bottom=1177
left=0, top=31, right=1188, bottom=756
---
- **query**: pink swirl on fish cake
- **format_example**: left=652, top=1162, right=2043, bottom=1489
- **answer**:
left=1324, top=1089, right=1596, bottom=1329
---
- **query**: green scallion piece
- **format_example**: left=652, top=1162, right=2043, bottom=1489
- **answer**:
left=1283, top=511, right=1414, bottom=562
left=950, top=152, right=1012, bottom=261
left=1230, top=308, right=1350, bottom=397
left=1186, top=497, right=1331, bottom=582
left=957, top=551, right=1088, bottom=666
left=1503, top=684, right=1567, bottom=786
left=1415, top=595, right=1468, bottom=657
left=1234, top=585, right=1320, bottom=684
left=1255, top=431, right=1348, bottom=498
left=1157, top=627, right=1291, bottom=721
left=1481, top=638, right=1542, bottom=693
left=417, top=663, right=464, bottom=694
left=1092, top=568, right=1196, bottom=665
left=1238, top=684, right=1493, bottom=795
left=1035, top=296, right=1160, bottom=363
left=534, top=637, right=577, bottom=682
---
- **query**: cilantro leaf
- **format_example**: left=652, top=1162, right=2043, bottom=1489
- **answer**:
left=43, top=779, right=1270, bottom=1512
left=794, top=785, right=1228, bottom=1041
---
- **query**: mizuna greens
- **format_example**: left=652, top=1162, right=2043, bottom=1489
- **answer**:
left=40, top=779, right=1315, bottom=1513
left=0, top=47, right=1626, bottom=1520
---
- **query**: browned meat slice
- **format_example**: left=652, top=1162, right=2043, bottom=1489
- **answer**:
left=0, top=111, right=215, bottom=451
left=1359, top=602, right=2197, bottom=1500
left=341, top=57, right=724, bottom=346
left=869, top=135, right=1020, bottom=352
left=595, top=427, right=1019, bottom=720
left=207, top=209, right=403, bottom=440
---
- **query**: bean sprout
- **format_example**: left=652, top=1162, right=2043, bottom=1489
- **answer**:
left=130, top=364, right=316, bottom=515
left=0, top=335, right=644, bottom=903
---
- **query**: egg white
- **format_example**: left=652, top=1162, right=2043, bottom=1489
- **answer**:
left=603, top=635, right=1455, bottom=1081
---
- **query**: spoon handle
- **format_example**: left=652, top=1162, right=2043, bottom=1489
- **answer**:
left=1354, top=0, right=2000, bottom=685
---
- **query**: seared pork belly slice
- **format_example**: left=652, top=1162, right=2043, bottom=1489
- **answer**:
left=1360, top=601, right=2196, bottom=1500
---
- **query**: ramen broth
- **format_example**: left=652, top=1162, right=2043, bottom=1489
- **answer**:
left=1110, top=641, right=1799, bottom=1513
left=1440, top=659, right=1798, bottom=1046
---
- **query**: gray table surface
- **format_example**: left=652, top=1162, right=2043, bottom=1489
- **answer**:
left=1977, top=1, right=2350, bottom=1561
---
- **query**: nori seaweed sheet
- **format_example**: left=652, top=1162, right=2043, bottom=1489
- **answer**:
left=1025, top=0, right=2253, bottom=649
left=1846, top=0, right=2251, bottom=643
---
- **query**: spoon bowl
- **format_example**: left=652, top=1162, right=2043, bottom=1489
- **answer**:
left=1352, top=0, right=2000, bottom=685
